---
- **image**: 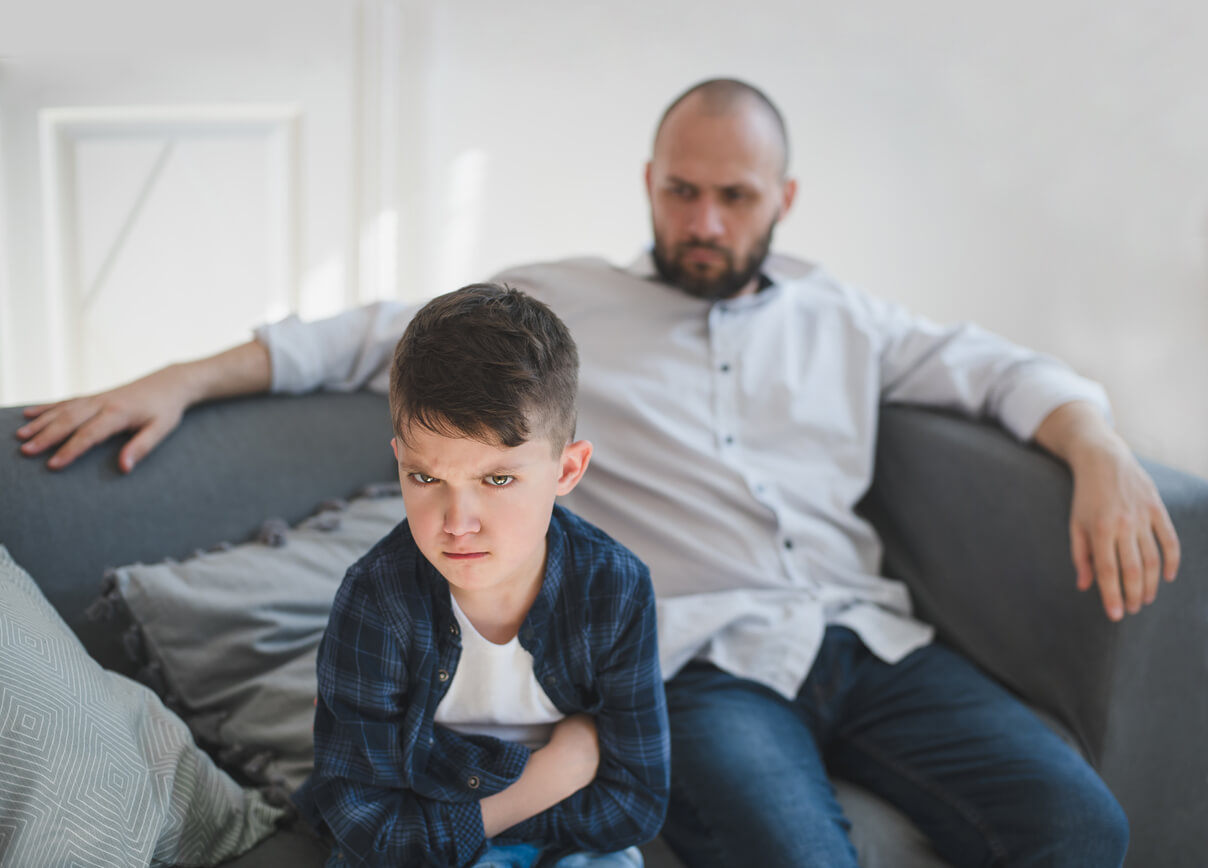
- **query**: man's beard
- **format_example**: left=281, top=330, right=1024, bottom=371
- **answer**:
left=651, top=219, right=777, bottom=301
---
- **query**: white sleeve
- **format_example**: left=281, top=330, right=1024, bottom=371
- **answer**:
left=253, top=301, right=419, bottom=396
left=864, top=291, right=1111, bottom=441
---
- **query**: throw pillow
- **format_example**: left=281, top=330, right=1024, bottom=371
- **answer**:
left=0, top=546, right=283, bottom=867
left=93, top=486, right=406, bottom=793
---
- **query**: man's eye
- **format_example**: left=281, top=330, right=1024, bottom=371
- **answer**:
left=485, top=475, right=514, bottom=487
left=410, top=473, right=438, bottom=484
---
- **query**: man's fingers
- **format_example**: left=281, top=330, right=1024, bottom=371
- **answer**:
left=47, top=409, right=130, bottom=470
left=1152, top=505, right=1181, bottom=582
left=1115, top=532, right=1145, bottom=615
left=120, top=419, right=175, bottom=474
left=1071, top=528, right=1094, bottom=592
left=1137, top=528, right=1162, bottom=606
left=19, top=404, right=97, bottom=456
left=20, top=402, right=61, bottom=420
left=1091, top=529, right=1124, bottom=622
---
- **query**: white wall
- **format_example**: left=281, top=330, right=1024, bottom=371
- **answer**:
left=402, top=1, right=1208, bottom=477
left=3, top=0, right=1206, bottom=476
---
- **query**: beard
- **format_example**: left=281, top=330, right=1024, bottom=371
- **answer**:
left=651, top=218, right=777, bottom=301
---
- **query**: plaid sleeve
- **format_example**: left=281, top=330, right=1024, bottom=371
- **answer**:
left=309, top=573, right=488, bottom=868
left=506, top=560, right=670, bottom=849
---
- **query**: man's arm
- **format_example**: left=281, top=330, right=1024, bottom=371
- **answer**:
left=1033, top=400, right=1181, bottom=621
left=15, top=299, right=414, bottom=472
left=17, top=341, right=270, bottom=473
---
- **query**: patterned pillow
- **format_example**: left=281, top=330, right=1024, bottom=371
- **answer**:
left=0, top=546, right=282, bottom=867
left=93, top=487, right=406, bottom=793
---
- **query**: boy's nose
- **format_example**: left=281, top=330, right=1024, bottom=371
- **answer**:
left=442, top=491, right=481, bottom=536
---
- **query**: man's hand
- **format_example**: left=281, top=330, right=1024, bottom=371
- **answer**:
left=1035, top=402, right=1180, bottom=621
left=14, top=340, right=271, bottom=473
left=17, top=366, right=192, bottom=473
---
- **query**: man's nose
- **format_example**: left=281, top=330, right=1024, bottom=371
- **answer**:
left=686, top=198, right=724, bottom=239
left=443, top=489, right=481, bottom=536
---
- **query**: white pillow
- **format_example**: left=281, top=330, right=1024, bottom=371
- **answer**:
left=0, top=546, right=283, bottom=867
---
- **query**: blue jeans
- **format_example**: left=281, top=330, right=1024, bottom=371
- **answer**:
left=660, top=626, right=1127, bottom=868
left=473, top=843, right=642, bottom=868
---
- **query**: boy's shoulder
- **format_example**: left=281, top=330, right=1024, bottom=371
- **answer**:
left=549, top=504, right=651, bottom=594
left=335, top=518, right=432, bottom=612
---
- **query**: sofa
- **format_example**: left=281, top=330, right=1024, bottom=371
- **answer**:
left=1, top=391, right=1204, bottom=867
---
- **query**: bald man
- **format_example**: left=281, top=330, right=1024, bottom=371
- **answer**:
left=20, top=80, right=1176, bottom=868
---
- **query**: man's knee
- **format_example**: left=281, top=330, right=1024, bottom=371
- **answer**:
left=1028, top=772, right=1129, bottom=867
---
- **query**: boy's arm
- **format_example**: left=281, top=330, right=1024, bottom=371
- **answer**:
left=503, top=565, right=671, bottom=850
left=478, top=713, right=599, bottom=836
left=309, top=576, right=501, bottom=868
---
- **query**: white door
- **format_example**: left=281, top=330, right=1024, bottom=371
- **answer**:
left=0, top=0, right=425, bottom=405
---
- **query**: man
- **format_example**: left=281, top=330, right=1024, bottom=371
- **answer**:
left=17, top=79, right=1178, bottom=867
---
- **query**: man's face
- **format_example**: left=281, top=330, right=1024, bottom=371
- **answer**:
left=646, top=99, right=796, bottom=300
left=391, top=424, right=590, bottom=604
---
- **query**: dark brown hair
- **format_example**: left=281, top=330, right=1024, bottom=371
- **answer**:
left=389, top=283, right=578, bottom=454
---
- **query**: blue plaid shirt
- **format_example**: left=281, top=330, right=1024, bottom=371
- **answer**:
left=294, top=504, right=669, bottom=868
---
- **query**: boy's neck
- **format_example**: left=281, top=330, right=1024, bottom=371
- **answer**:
left=448, top=549, right=548, bottom=645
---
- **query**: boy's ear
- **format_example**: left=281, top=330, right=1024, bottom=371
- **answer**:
left=555, top=439, right=593, bottom=496
left=391, top=437, right=399, bottom=461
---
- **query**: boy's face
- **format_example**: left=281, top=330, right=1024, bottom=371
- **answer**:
left=391, top=424, right=592, bottom=603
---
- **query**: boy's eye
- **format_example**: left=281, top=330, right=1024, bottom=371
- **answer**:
left=410, top=472, right=438, bottom=485
left=485, top=475, right=514, bottom=487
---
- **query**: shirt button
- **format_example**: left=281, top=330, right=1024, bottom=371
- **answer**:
left=724, top=435, right=734, bottom=445
left=448, top=623, right=459, bottom=635
left=467, top=775, right=481, bottom=789
left=719, top=362, right=731, bottom=373
left=544, top=675, right=557, bottom=686
left=437, top=669, right=450, bottom=682
left=783, top=539, right=794, bottom=550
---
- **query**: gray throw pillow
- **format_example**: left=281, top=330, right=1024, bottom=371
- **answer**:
left=0, top=546, right=282, bottom=867
left=97, top=488, right=406, bottom=792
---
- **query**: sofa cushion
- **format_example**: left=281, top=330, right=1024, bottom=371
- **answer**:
left=0, top=546, right=282, bottom=866
left=96, top=486, right=406, bottom=792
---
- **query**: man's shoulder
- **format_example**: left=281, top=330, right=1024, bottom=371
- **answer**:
left=490, top=256, right=644, bottom=303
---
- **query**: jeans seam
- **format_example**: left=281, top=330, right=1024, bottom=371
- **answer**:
left=835, top=727, right=1010, bottom=866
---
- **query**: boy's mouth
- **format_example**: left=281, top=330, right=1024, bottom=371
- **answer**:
left=443, top=551, right=488, bottom=560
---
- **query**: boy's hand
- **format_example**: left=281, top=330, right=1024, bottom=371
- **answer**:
left=548, top=713, right=600, bottom=792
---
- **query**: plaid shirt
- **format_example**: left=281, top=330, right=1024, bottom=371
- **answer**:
left=294, top=505, right=669, bottom=868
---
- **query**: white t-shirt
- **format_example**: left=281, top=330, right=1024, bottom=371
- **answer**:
left=433, top=594, right=564, bottom=749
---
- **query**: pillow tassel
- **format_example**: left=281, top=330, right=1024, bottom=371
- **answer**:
left=85, top=570, right=130, bottom=623
left=257, top=518, right=290, bottom=548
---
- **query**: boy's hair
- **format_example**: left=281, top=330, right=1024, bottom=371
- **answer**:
left=390, top=283, right=579, bottom=454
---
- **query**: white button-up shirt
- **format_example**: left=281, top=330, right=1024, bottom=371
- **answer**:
left=257, top=252, right=1109, bottom=699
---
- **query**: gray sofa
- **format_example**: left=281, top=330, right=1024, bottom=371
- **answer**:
left=2, top=391, right=1204, bottom=867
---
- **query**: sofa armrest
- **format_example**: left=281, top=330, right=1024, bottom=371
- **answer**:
left=861, top=404, right=1208, bottom=867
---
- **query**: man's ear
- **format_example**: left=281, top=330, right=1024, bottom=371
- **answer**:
left=644, top=161, right=654, bottom=198
left=556, top=439, right=593, bottom=496
left=780, top=177, right=798, bottom=217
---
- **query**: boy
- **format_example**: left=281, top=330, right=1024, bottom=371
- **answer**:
left=294, top=284, right=670, bottom=868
